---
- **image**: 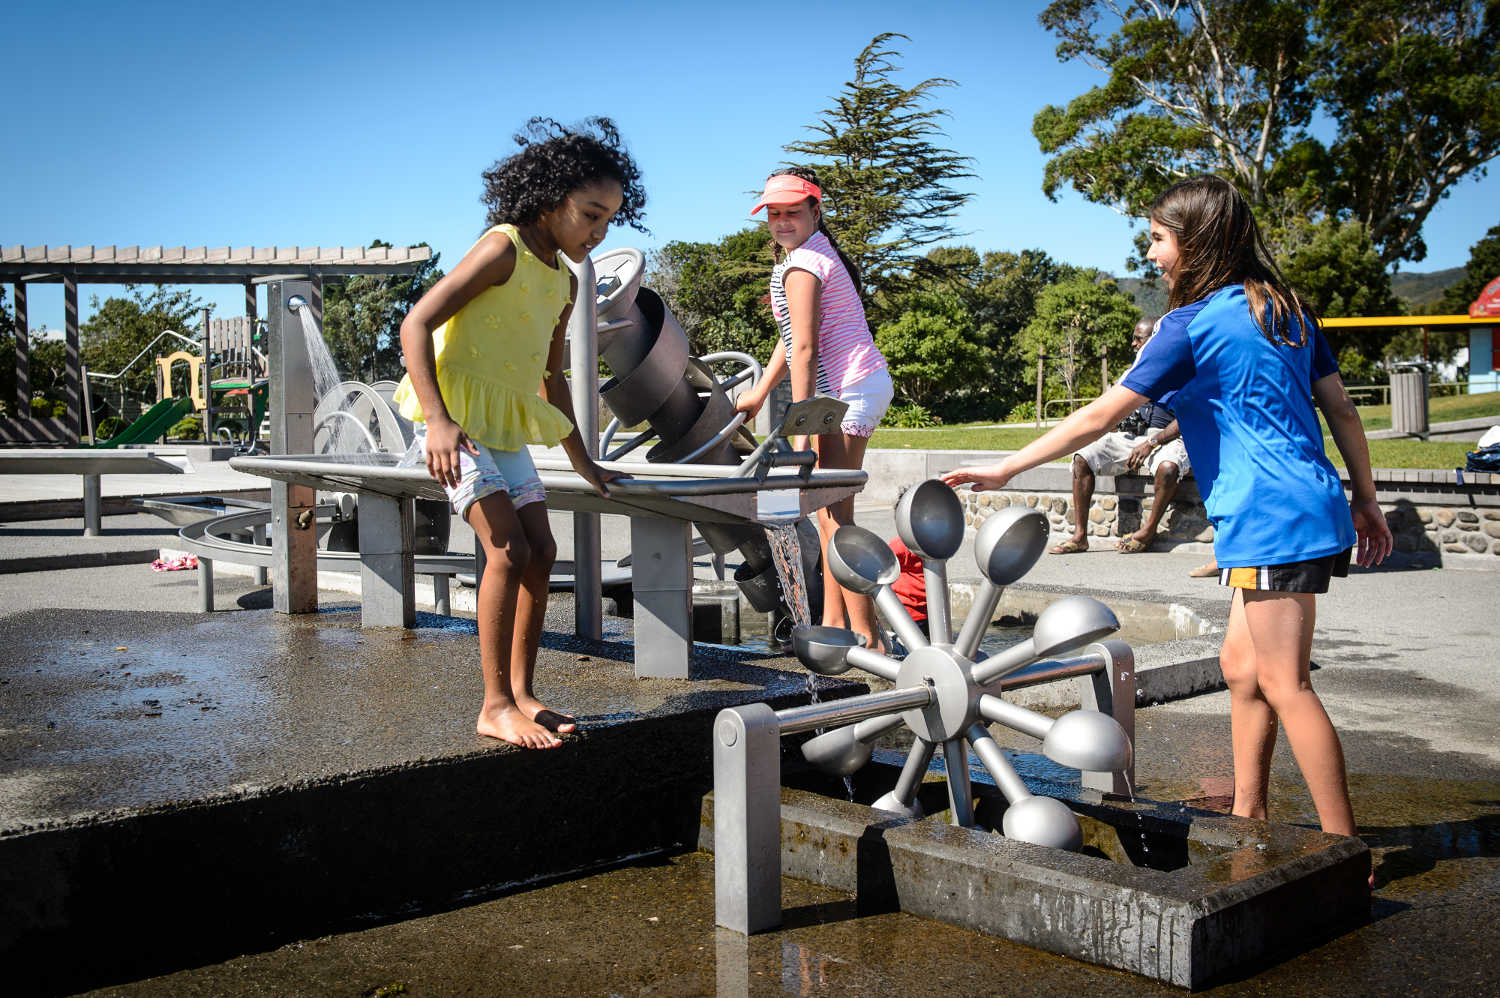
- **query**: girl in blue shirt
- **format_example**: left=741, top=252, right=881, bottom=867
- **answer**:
left=943, top=177, right=1391, bottom=859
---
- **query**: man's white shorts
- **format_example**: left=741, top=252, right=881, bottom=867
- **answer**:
left=1076, top=431, right=1191, bottom=478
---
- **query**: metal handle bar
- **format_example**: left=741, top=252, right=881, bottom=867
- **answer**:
left=774, top=685, right=933, bottom=736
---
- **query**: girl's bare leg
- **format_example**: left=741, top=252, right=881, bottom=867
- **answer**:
left=507, top=501, right=574, bottom=733
left=1240, top=589, right=1357, bottom=837
left=813, top=432, right=880, bottom=647
left=1220, top=589, right=1277, bottom=820
left=467, top=493, right=560, bottom=749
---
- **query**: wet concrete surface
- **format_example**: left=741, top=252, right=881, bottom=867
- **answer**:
left=3, top=511, right=1499, bottom=995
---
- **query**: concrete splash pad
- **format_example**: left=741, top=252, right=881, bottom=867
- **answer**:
left=0, top=599, right=862, bottom=995
left=0, top=593, right=1364, bottom=994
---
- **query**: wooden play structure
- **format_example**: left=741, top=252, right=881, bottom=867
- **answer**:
left=0, top=244, right=431, bottom=446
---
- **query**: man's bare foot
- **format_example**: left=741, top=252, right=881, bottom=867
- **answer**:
left=477, top=703, right=562, bottom=749
left=516, top=696, right=577, bottom=734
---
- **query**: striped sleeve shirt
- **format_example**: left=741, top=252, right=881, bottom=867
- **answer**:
left=769, top=230, right=886, bottom=395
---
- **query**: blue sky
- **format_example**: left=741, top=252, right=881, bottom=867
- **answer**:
left=5, top=0, right=1496, bottom=333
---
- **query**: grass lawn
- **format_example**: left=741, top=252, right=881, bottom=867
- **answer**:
left=870, top=390, right=1498, bottom=470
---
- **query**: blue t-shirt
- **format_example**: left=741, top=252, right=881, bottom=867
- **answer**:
left=1121, top=285, right=1354, bottom=568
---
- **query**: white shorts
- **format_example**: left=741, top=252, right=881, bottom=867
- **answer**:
left=407, top=431, right=546, bottom=520
left=1076, top=431, right=1191, bottom=478
left=832, top=366, right=894, bottom=437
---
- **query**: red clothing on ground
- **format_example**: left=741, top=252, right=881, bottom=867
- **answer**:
left=888, top=538, right=927, bottom=624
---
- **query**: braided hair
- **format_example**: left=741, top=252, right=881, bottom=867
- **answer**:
left=480, top=116, right=647, bottom=234
left=767, top=166, right=864, bottom=298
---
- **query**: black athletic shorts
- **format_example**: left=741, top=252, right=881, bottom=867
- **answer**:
left=1218, top=548, right=1352, bottom=595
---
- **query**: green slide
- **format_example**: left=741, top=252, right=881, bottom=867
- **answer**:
left=88, top=396, right=195, bottom=448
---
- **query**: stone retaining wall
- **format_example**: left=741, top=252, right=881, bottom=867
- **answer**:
left=864, top=450, right=1500, bottom=570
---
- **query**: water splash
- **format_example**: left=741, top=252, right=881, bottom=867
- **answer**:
left=294, top=308, right=365, bottom=455
left=767, top=521, right=856, bottom=801
left=1121, top=771, right=1151, bottom=861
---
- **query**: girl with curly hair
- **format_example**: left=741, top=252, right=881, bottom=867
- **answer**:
left=393, top=117, right=646, bottom=749
left=943, top=177, right=1391, bottom=876
left=734, top=167, right=893, bottom=653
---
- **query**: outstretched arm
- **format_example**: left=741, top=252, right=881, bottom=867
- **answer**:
left=940, top=384, right=1149, bottom=492
left=1312, top=371, right=1391, bottom=567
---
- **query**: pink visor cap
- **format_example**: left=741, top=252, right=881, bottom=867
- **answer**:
left=750, top=175, right=822, bottom=215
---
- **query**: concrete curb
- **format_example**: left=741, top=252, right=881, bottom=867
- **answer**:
left=0, top=549, right=161, bottom=574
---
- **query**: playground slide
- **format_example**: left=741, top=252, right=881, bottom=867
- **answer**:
left=88, top=395, right=195, bottom=448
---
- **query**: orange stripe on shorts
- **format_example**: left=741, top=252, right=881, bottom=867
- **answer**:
left=1228, top=566, right=1259, bottom=589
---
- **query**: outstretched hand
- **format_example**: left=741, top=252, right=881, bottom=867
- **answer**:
left=939, top=464, right=1012, bottom=493
left=1350, top=497, right=1393, bottom=567
left=424, top=418, right=480, bottom=489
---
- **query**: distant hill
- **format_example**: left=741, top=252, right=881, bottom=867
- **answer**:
left=1114, top=277, right=1167, bottom=318
left=1390, top=267, right=1465, bottom=309
left=1115, top=268, right=1464, bottom=315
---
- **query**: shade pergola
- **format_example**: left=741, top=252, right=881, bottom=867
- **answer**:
left=1, top=243, right=432, bottom=445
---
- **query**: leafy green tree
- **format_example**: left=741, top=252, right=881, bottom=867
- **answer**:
left=322, top=240, right=443, bottom=382
left=1277, top=218, right=1403, bottom=367
left=80, top=286, right=207, bottom=410
left=645, top=227, right=777, bottom=363
left=1439, top=222, right=1500, bottom=313
left=1014, top=273, right=1141, bottom=407
left=1315, top=1, right=1500, bottom=264
left=784, top=32, right=975, bottom=319
left=873, top=290, right=985, bottom=413
left=1034, top=0, right=1500, bottom=266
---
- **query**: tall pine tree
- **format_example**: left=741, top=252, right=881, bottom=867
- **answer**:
left=783, top=33, right=975, bottom=323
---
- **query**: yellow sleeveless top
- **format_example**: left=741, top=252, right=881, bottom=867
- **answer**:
left=393, top=224, right=576, bottom=451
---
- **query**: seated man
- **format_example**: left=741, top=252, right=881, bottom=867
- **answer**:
left=1050, top=317, right=1191, bottom=555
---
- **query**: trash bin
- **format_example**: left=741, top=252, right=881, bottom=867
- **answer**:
left=1389, top=364, right=1429, bottom=437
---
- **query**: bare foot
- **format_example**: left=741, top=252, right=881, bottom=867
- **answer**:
left=515, top=696, right=577, bottom=734
left=477, top=703, right=562, bottom=749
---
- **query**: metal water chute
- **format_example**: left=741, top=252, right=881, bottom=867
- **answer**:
left=591, top=249, right=824, bottom=623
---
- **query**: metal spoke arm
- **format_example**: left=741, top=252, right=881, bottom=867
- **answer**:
left=977, top=693, right=1052, bottom=740
left=844, top=646, right=902, bottom=682
left=954, top=579, right=1004, bottom=660
left=966, top=723, right=1035, bottom=804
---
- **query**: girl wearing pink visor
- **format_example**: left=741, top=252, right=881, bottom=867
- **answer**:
left=736, top=167, right=894, bottom=654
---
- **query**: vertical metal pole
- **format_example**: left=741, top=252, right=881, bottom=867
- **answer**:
left=251, top=524, right=267, bottom=585
left=714, top=703, right=782, bottom=935
left=200, top=308, right=214, bottom=443
left=198, top=557, right=215, bottom=611
left=565, top=253, right=602, bottom=640
left=1080, top=639, right=1135, bottom=795
left=267, top=280, right=318, bottom=614
left=1035, top=347, right=1045, bottom=428
left=81, top=474, right=101, bottom=537
left=63, top=276, right=81, bottom=444
left=81, top=364, right=95, bottom=442
left=13, top=284, right=28, bottom=416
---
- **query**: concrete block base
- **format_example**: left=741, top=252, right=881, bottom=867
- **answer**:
left=700, top=774, right=1369, bottom=988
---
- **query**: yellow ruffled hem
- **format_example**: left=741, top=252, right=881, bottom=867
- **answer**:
left=392, top=371, right=574, bottom=452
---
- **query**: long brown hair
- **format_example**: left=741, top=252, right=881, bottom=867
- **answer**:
left=1150, top=176, right=1312, bottom=346
left=766, top=166, right=865, bottom=298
